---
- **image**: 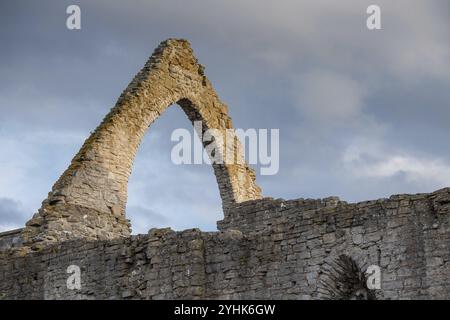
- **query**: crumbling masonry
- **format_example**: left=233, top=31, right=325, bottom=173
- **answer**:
left=0, top=39, right=448, bottom=299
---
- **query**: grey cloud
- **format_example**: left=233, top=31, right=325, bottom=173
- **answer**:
left=126, top=205, right=168, bottom=234
left=0, top=0, right=449, bottom=233
left=292, top=70, right=368, bottom=124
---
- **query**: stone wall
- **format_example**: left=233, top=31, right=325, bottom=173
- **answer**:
left=1, top=188, right=448, bottom=299
left=0, top=229, right=23, bottom=251
left=0, top=39, right=448, bottom=300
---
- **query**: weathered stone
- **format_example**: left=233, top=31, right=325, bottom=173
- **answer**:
left=0, top=39, right=448, bottom=300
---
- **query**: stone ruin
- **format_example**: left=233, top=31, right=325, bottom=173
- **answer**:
left=0, top=39, right=448, bottom=299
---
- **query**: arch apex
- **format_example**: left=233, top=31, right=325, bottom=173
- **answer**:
left=23, top=39, right=262, bottom=247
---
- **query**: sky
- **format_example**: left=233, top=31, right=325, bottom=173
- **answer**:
left=0, top=0, right=449, bottom=233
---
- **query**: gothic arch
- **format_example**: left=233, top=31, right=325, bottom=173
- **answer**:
left=316, top=255, right=376, bottom=300
left=23, top=39, right=262, bottom=246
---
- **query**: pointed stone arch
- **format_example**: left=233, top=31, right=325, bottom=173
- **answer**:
left=23, top=39, right=262, bottom=246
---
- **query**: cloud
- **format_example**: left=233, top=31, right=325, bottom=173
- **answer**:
left=126, top=205, right=168, bottom=234
left=0, top=198, right=28, bottom=232
left=342, top=138, right=450, bottom=189
left=125, top=107, right=223, bottom=233
left=293, top=70, right=367, bottom=124
left=0, top=129, right=86, bottom=229
left=0, top=0, right=449, bottom=233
